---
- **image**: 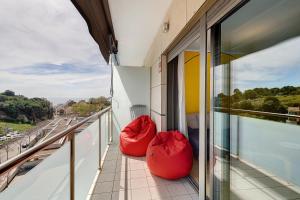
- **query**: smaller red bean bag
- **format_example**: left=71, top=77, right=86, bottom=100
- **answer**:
left=146, top=131, right=193, bottom=179
left=120, top=115, right=156, bottom=156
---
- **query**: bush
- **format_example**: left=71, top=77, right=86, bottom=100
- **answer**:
left=261, top=97, right=287, bottom=113
left=240, top=100, right=254, bottom=110
left=0, top=91, right=53, bottom=123
left=71, top=97, right=110, bottom=117
left=2, top=90, right=15, bottom=96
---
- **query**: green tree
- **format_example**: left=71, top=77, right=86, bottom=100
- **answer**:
left=0, top=95, right=6, bottom=102
left=239, top=100, right=254, bottom=110
left=2, top=90, right=15, bottom=96
left=244, top=89, right=258, bottom=100
left=270, top=88, right=280, bottom=96
left=89, top=97, right=110, bottom=106
left=280, top=86, right=296, bottom=95
left=261, top=97, right=287, bottom=113
left=253, top=88, right=271, bottom=97
left=71, top=102, right=98, bottom=117
left=0, top=90, right=53, bottom=123
left=232, top=88, right=243, bottom=103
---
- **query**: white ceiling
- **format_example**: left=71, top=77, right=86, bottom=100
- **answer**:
left=108, top=0, right=172, bottom=67
left=221, top=0, right=300, bottom=55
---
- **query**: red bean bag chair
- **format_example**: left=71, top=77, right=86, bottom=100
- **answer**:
left=120, top=115, right=156, bottom=156
left=146, top=131, right=193, bottom=179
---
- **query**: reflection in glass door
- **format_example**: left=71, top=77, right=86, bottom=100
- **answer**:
left=212, top=24, right=231, bottom=200
left=211, top=0, right=300, bottom=199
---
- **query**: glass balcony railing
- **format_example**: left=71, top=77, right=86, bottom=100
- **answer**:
left=214, top=108, right=300, bottom=199
left=0, top=107, right=112, bottom=200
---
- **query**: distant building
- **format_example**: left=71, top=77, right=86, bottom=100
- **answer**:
left=54, top=104, right=65, bottom=116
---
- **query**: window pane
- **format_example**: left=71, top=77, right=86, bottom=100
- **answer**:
left=213, top=0, right=300, bottom=199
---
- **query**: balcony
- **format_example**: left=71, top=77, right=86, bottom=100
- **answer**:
left=89, top=136, right=198, bottom=200
left=2, top=105, right=299, bottom=200
left=0, top=107, right=198, bottom=200
left=0, top=107, right=112, bottom=199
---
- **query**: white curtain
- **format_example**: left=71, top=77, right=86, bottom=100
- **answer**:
left=177, top=52, right=188, bottom=138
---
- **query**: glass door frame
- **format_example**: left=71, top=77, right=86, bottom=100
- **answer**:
left=165, top=17, right=208, bottom=198
left=206, top=1, right=249, bottom=200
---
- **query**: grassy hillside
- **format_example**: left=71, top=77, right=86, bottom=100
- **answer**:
left=277, top=95, right=300, bottom=107
left=247, top=95, right=300, bottom=108
left=216, top=87, right=300, bottom=122
left=0, top=121, right=35, bottom=136
left=71, top=97, right=111, bottom=117
left=0, top=90, right=54, bottom=123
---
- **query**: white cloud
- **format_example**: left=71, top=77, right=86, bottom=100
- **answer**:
left=213, top=36, right=300, bottom=95
left=230, top=36, right=300, bottom=90
left=232, top=37, right=300, bottom=74
left=0, top=0, right=110, bottom=104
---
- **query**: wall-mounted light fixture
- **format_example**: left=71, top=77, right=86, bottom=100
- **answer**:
left=163, top=22, right=169, bottom=33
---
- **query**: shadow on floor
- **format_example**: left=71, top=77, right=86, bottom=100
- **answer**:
left=91, top=140, right=199, bottom=200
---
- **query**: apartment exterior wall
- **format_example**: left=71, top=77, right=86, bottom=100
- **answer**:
left=145, top=0, right=206, bottom=131
left=112, top=66, right=150, bottom=133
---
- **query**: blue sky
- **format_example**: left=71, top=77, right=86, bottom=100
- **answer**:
left=215, top=36, right=300, bottom=94
left=0, top=0, right=110, bottom=104
left=232, top=36, right=300, bottom=91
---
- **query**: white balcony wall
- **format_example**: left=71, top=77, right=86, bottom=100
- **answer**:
left=112, top=66, right=150, bottom=133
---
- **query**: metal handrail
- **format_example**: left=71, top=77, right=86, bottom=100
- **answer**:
left=0, top=106, right=111, bottom=175
left=214, top=107, right=300, bottom=119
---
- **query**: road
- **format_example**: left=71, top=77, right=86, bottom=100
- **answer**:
left=0, top=115, right=84, bottom=191
left=0, top=116, right=78, bottom=164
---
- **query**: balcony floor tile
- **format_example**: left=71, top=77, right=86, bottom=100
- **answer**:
left=91, top=192, right=112, bottom=200
left=91, top=138, right=199, bottom=200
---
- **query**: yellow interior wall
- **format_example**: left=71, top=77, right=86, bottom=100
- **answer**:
left=184, top=51, right=211, bottom=114
left=183, top=51, right=239, bottom=115
left=184, top=51, right=200, bottom=114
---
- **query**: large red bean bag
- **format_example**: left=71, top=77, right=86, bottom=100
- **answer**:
left=146, top=131, right=193, bottom=179
left=120, top=115, right=156, bottom=156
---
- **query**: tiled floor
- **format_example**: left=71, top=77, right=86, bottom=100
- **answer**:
left=90, top=142, right=199, bottom=200
left=214, top=157, right=300, bottom=200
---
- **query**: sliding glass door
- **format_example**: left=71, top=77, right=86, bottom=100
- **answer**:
left=211, top=0, right=300, bottom=199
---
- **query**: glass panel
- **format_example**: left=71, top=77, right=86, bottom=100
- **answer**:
left=212, top=0, right=300, bottom=199
left=75, top=119, right=100, bottom=199
left=213, top=63, right=230, bottom=200
left=0, top=142, right=70, bottom=200
left=101, top=112, right=109, bottom=159
left=0, top=111, right=110, bottom=200
left=184, top=38, right=201, bottom=185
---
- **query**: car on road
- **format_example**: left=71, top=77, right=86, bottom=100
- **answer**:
left=7, top=132, right=23, bottom=139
